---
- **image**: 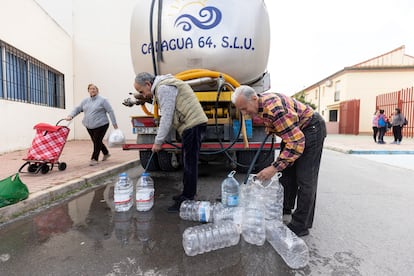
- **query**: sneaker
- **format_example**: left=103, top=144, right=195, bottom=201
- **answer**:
left=397, top=141, right=401, bottom=145
left=102, top=154, right=111, bottom=161
left=89, top=160, right=98, bottom=166
left=287, top=223, right=309, bottom=237
left=391, top=141, right=397, bottom=144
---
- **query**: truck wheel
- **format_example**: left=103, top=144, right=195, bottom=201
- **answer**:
left=158, top=151, right=181, bottom=171
left=236, top=150, right=275, bottom=173
left=139, top=151, right=159, bottom=171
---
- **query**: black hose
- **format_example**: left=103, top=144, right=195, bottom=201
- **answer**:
left=144, top=151, right=156, bottom=172
left=243, top=132, right=272, bottom=184
left=149, top=0, right=158, bottom=75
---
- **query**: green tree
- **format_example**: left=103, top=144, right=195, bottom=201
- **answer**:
left=293, top=91, right=316, bottom=110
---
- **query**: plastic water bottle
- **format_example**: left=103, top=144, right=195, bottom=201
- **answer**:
left=114, top=172, right=133, bottom=212
left=263, top=172, right=283, bottom=221
left=179, top=200, right=217, bottom=223
left=241, top=175, right=266, bottom=246
left=136, top=172, right=155, bottom=211
left=182, top=221, right=240, bottom=256
left=266, top=220, right=309, bottom=269
left=213, top=204, right=243, bottom=233
left=221, top=170, right=240, bottom=207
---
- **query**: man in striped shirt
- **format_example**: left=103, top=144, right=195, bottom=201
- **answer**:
left=232, top=85, right=326, bottom=237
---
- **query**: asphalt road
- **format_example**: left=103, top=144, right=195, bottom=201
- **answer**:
left=0, top=149, right=413, bottom=275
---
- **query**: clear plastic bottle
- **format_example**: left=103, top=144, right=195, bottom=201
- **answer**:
left=221, top=170, right=240, bottom=207
left=263, top=172, right=283, bottom=221
left=213, top=204, right=243, bottom=233
left=241, top=175, right=266, bottom=246
left=265, top=220, right=309, bottom=269
left=182, top=221, right=240, bottom=256
left=136, top=172, right=155, bottom=211
left=114, top=172, right=133, bottom=212
left=179, top=200, right=217, bottom=223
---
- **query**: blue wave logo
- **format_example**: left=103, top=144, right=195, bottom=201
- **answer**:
left=174, top=6, right=222, bottom=31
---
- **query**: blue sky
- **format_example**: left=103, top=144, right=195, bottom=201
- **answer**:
left=265, top=0, right=414, bottom=95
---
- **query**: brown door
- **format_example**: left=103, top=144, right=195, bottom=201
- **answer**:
left=339, top=99, right=360, bottom=135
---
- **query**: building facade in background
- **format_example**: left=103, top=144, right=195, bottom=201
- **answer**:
left=300, top=46, right=414, bottom=135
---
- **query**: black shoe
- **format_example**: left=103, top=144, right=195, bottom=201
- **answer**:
left=167, top=195, right=193, bottom=213
left=172, top=193, right=182, bottom=201
left=283, top=209, right=292, bottom=215
left=167, top=201, right=182, bottom=213
left=287, top=223, right=309, bottom=237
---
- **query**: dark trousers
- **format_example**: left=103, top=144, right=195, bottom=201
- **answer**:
left=181, top=123, right=206, bottom=199
left=86, top=123, right=109, bottom=161
left=378, top=127, right=386, bottom=142
left=392, top=125, right=403, bottom=142
left=372, top=126, right=378, bottom=142
left=280, top=113, right=326, bottom=230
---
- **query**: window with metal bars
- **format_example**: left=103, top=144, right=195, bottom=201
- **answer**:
left=0, top=40, right=65, bottom=108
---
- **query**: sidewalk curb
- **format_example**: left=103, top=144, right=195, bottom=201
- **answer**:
left=324, top=145, right=351, bottom=154
left=0, top=159, right=139, bottom=225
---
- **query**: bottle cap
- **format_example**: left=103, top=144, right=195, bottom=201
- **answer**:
left=119, top=172, right=127, bottom=177
left=141, top=172, right=150, bottom=177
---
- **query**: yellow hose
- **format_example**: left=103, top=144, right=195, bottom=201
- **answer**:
left=140, top=69, right=249, bottom=148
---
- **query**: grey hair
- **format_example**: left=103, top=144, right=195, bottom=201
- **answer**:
left=135, top=72, right=155, bottom=85
left=231, top=85, right=257, bottom=104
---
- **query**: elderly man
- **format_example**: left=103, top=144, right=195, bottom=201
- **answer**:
left=232, top=85, right=326, bottom=236
left=134, top=72, right=208, bottom=212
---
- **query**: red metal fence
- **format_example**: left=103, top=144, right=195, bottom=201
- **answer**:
left=376, top=86, right=414, bottom=138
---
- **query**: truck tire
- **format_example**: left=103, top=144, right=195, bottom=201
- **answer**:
left=158, top=151, right=181, bottom=171
left=236, top=150, right=275, bottom=173
left=139, top=150, right=159, bottom=171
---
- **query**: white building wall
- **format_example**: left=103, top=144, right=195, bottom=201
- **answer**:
left=71, top=0, right=140, bottom=141
left=0, top=0, right=73, bottom=153
left=346, top=71, right=414, bottom=133
left=0, top=0, right=148, bottom=154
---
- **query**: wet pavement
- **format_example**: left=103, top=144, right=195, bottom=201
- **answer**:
left=1, top=150, right=414, bottom=275
left=1, top=134, right=414, bottom=223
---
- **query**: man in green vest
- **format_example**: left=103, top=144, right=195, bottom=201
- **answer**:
left=134, top=73, right=208, bottom=212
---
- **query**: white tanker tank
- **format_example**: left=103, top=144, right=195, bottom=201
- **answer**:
left=130, top=0, right=270, bottom=85
left=125, top=0, right=276, bottom=172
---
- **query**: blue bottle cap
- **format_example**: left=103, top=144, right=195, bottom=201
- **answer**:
left=119, top=172, right=127, bottom=177
left=141, top=172, right=150, bottom=177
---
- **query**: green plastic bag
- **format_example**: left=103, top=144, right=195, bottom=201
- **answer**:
left=0, top=173, right=29, bottom=208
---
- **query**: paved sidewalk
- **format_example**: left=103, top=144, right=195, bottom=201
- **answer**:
left=1, top=134, right=413, bottom=224
left=0, top=140, right=139, bottom=224
left=324, top=134, right=414, bottom=154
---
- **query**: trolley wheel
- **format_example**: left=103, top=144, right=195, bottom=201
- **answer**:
left=158, top=151, right=181, bottom=171
left=58, top=162, right=67, bottom=171
left=40, top=164, right=50, bottom=174
left=28, top=164, right=39, bottom=173
left=139, top=150, right=159, bottom=171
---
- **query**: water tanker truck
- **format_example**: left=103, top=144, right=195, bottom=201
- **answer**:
left=123, top=0, right=277, bottom=172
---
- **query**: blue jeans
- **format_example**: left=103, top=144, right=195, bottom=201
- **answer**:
left=280, top=113, right=326, bottom=230
left=181, top=123, right=206, bottom=199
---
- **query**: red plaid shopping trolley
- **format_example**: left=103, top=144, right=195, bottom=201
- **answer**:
left=18, top=120, right=70, bottom=174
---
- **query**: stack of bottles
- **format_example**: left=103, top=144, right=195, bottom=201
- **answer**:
left=180, top=171, right=309, bottom=269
